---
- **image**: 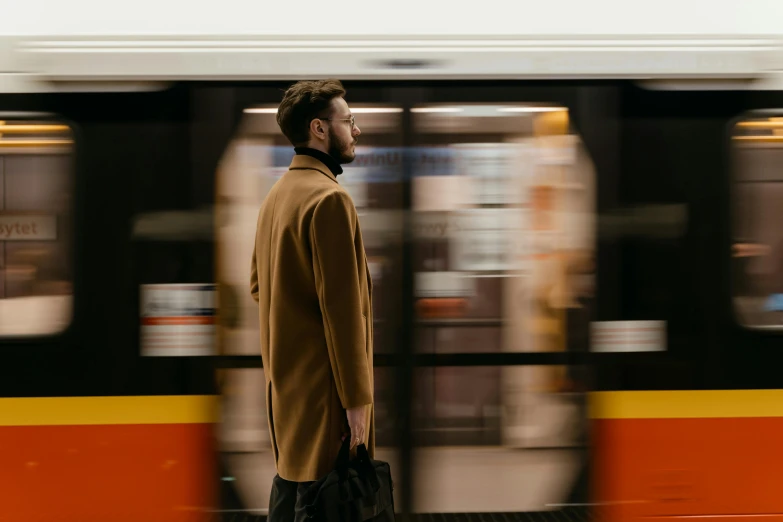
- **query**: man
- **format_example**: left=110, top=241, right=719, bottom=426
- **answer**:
left=249, top=79, right=374, bottom=522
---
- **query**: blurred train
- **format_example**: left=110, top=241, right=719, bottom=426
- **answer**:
left=3, top=6, right=783, bottom=521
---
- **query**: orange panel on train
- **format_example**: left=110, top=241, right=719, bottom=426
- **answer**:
left=0, top=396, right=218, bottom=522
left=592, top=391, right=783, bottom=522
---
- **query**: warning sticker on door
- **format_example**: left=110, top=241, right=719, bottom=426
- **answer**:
left=590, top=321, right=666, bottom=352
left=140, top=284, right=216, bottom=356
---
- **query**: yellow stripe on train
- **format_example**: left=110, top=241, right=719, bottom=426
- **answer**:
left=589, top=390, right=783, bottom=419
left=0, top=395, right=219, bottom=426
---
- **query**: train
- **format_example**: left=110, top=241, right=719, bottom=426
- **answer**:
left=3, top=5, right=783, bottom=521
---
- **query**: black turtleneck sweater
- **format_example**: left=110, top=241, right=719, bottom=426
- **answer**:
left=294, top=147, right=343, bottom=176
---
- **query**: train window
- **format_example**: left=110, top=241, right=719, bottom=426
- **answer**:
left=215, top=105, right=404, bottom=356
left=0, top=120, right=74, bottom=337
left=732, top=114, right=783, bottom=328
left=411, top=104, right=596, bottom=357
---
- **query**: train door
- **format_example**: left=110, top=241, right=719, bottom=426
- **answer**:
left=0, top=87, right=220, bottom=522
left=214, top=81, right=605, bottom=519
left=589, top=84, right=783, bottom=522
left=409, top=94, right=596, bottom=512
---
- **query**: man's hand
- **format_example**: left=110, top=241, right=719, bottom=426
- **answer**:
left=346, top=406, right=367, bottom=449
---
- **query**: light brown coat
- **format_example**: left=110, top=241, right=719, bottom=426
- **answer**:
left=250, top=154, right=374, bottom=482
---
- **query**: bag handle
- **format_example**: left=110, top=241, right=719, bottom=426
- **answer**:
left=355, top=444, right=381, bottom=492
left=334, top=438, right=381, bottom=496
left=335, top=436, right=352, bottom=480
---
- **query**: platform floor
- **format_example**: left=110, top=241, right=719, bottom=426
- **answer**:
left=222, top=446, right=582, bottom=514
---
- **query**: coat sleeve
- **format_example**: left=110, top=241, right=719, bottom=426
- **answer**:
left=310, top=190, right=373, bottom=410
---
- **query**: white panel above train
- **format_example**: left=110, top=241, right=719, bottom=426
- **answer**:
left=0, top=37, right=781, bottom=87
left=1, top=0, right=782, bottom=89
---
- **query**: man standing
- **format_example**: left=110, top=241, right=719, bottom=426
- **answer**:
left=250, top=79, right=374, bottom=522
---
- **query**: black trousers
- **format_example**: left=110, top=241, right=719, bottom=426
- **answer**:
left=268, top=474, right=316, bottom=522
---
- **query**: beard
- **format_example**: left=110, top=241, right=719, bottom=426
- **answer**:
left=328, top=128, right=357, bottom=165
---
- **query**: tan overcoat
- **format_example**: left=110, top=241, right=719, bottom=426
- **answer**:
left=250, top=154, right=374, bottom=482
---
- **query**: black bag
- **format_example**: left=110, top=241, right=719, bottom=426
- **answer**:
left=300, top=439, right=395, bottom=522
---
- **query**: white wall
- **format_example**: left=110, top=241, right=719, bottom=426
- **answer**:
left=3, top=0, right=783, bottom=36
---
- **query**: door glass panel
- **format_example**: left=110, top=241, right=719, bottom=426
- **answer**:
left=731, top=114, right=783, bottom=327
left=0, top=120, right=74, bottom=336
left=411, top=104, right=593, bottom=512
left=411, top=104, right=597, bottom=356
left=214, top=104, right=404, bottom=513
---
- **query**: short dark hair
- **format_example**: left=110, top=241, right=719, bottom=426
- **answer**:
left=276, top=79, right=347, bottom=146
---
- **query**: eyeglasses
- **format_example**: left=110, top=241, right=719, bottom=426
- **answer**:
left=319, top=115, right=356, bottom=129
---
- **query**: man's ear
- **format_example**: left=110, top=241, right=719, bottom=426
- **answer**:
left=310, top=118, right=327, bottom=141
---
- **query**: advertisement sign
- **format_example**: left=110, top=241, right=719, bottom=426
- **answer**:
left=452, top=143, right=518, bottom=206
left=449, top=209, right=528, bottom=272
left=270, top=146, right=405, bottom=183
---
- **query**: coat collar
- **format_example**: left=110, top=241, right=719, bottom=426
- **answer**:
left=293, top=147, right=343, bottom=176
left=288, top=155, right=338, bottom=183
